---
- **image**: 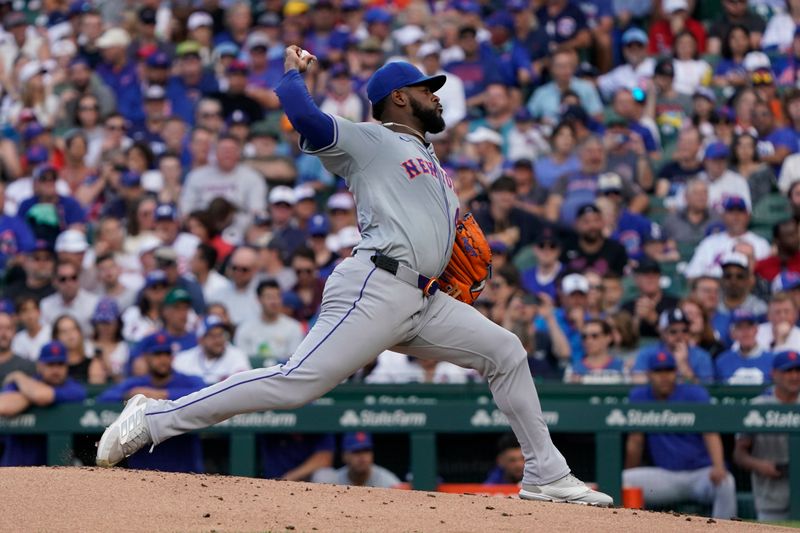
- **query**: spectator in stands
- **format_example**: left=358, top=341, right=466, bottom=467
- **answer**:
left=649, top=0, right=707, bottom=56
left=267, top=186, right=306, bottom=259
left=190, top=243, right=227, bottom=303
left=755, top=219, right=800, bottom=283
left=536, top=0, right=591, bottom=55
left=0, top=311, right=34, bottom=383
left=772, top=272, right=800, bottom=311
left=622, top=258, right=680, bottom=338
left=484, top=433, right=524, bottom=485
left=256, top=238, right=298, bottom=292
left=152, top=203, right=201, bottom=274
left=546, top=136, right=647, bottom=225
left=560, top=203, right=628, bottom=277
left=520, top=225, right=564, bottom=301
left=631, top=308, right=713, bottom=384
left=97, top=331, right=206, bottom=473
left=153, top=247, right=205, bottom=314
left=707, top=0, right=765, bottom=56
left=312, top=432, right=401, bottom=488
left=681, top=297, right=726, bottom=358
left=757, top=293, right=800, bottom=352
left=0, top=341, right=86, bottom=466
left=754, top=99, right=798, bottom=173
left=166, top=41, right=219, bottom=126
left=594, top=178, right=654, bottom=263
left=285, top=247, right=326, bottom=324
left=159, top=288, right=197, bottom=352
left=730, top=133, right=777, bottom=207
left=208, top=246, right=260, bottom=327
left=19, top=165, right=86, bottom=246
left=663, top=180, right=720, bottom=249
left=5, top=243, right=55, bottom=310
left=234, top=280, right=304, bottom=367
left=685, top=196, right=771, bottom=279
left=656, top=126, right=704, bottom=203
left=533, top=122, right=580, bottom=191
left=89, top=298, right=128, bottom=384
left=715, top=310, right=774, bottom=384
left=40, top=261, right=99, bottom=336
left=527, top=49, right=602, bottom=126
left=700, top=142, right=751, bottom=213
left=564, top=319, right=626, bottom=384
left=597, top=28, right=654, bottom=101
left=0, top=182, right=35, bottom=272
left=465, top=127, right=505, bottom=184
left=51, top=314, right=99, bottom=384
left=444, top=26, right=499, bottom=108
left=95, top=28, right=143, bottom=127
left=719, top=251, right=768, bottom=318
left=503, top=292, right=565, bottom=380
left=11, top=297, right=49, bottom=363
left=671, top=31, right=712, bottom=97
left=173, top=314, right=251, bottom=385
left=734, top=350, right=800, bottom=521
left=711, top=26, right=752, bottom=90
left=122, top=270, right=168, bottom=343
left=473, top=176, right=543, bottom=257
left=180, top=134, right=266, bottom=241
left=507, top=110, right=551, bottom=164
left=94, top=254, right=137, bottom=311
left=623, top=350, right=737, bottom=518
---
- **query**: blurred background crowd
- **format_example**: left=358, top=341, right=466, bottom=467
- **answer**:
left=0, top=0, right=798, bottom=516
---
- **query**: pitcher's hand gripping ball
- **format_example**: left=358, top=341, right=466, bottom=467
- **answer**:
left=439, top=213, right=492, bottom=304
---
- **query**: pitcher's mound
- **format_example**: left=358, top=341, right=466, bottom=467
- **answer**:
left=0, top=467, right=791, bottom=532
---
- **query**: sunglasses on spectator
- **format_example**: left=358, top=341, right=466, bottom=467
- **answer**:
left=58, top=275, right=79, bottom=282
left=231, top=265, right=252, bottom=273
left=535, top=242, right=558, bottom=250
left=666, top=327, right=688, bottom=335
left=106, top=123, right=125, bottom=131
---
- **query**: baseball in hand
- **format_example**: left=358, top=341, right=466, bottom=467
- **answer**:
left=300, top=49, right=312, bottom=60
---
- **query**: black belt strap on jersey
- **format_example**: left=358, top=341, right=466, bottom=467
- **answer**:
left=370, top=254, right=439, bottom=297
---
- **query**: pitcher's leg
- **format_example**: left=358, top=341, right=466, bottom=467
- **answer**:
left=397, top=293, right=569, bottom=486
left=146, top=262, right=417, bottom=444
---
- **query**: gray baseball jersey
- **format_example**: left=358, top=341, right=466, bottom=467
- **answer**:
left=302, top=116, right=459, bottom=278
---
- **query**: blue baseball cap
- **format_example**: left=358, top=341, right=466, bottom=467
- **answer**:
left=92, top=297, right=120, bottom=323
left=773, top=350, right=800, bottom=371
left=364, top=7, right=392, bottom=24
left=25, top=144, right=48, bottom=164
left=23, top=122, right=46, bottom=142
left=451, top=0, right=481, bottom=14
left=121, top=171, right=141, bottom=188
left=622, top=27, right=648, bottom=45
left=39, top=341, right=68, bottom=364
left=146, top=51, right=171, bottom=68
left=213, top=42, right=239, bottom=58
left=366, top=61, right=446, bottom=105
left=141, top=331, right=173, bottom=354
left=508, top=0, right=529, bottom=12
left=647, top=350, right=677, bottom=371
left=308, top=214, right=330, bottom=236
left=731, top=309, right=758, bottom=325
left=154, top=203, right=179, bottom=221
left=197, top=315, right=227, bottom=338
left=144, top=269, right=168, bottom=288
left=486, top=11, right=514, bottom=31
left=704, top=142, right=730, bottom=160
left=0, top=298, right=15, bottom=314
left=722, top=196, right=749, bottom=212
left=343, top=431, right=373, bottom=452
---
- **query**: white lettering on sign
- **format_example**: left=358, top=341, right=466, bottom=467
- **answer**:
left=338, top=409, right=427, bottom=427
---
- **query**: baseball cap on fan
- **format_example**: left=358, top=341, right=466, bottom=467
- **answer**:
left=343, top=432, right=373, bottom=452
left=366, top=61, right=446, bottom=105
left=647, top=350, right=677, bottom=371
left=38, top=341, right=68, bottom=364
left=658, top=308, right=689, bottom=330
left=773, top=350, right=800, bottom=371
left=561, top=273, right=589, bottom=295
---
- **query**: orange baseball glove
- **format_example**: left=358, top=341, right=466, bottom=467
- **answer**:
left=438, top=213, right=492, bottom=304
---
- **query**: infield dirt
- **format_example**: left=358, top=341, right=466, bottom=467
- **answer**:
left=0, top=467, right=792, bottom=532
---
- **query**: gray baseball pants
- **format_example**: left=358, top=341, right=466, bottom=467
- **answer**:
left=144, top=254, right=569, bottom=485
left=623, top=466, right=738, bottom=518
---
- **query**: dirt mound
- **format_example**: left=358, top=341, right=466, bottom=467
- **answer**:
left=0, top=467, right=791, bottom=532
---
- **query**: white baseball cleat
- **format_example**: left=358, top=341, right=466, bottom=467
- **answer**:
left=96, top=394, right=153, bottom=467
left=519, top=473, right=614, bottom=507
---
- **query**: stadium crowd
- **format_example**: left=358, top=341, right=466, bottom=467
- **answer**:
left=0, top=0, right=797, bottom=521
